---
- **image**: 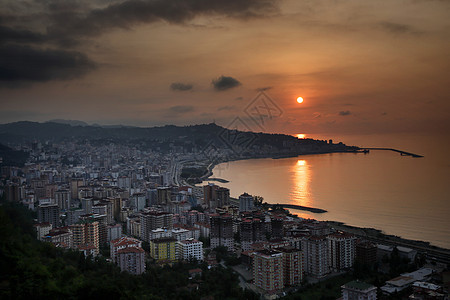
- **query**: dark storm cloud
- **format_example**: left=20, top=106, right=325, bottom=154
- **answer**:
left=212, top=75, right=241, bottom=91
left=0, top=44, right=95, bottom=86
left=0, top=0, right=278, bottom=87
left=169, top=105, right=195, bottom=114
left=46, top=0, right=278, bottom=41
left=170, top=82, right=193, bottom=91
left=338, top=110, right=351, bottom=116
left=0, top=26, right=47, bottom=44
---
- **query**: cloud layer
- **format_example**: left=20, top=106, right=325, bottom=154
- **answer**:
left=0, top=44, right=95, bottom=87
left=0, top=0, right=277, bottom=87
left=170, top=82, right=193, bottom=91
left=212, top=75, right=241, bottom=91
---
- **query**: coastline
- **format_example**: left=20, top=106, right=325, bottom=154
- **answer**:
left=198, top=149, right=361, bottom=184
left=182, top=150, right=449, bottom=260
left=326, top=220, right=450, bottom=263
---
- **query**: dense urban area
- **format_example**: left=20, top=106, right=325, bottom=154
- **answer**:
left=0, top=121, right=448, bottom=299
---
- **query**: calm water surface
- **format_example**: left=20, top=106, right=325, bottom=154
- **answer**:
left=209, top=133, right=450, bottom=249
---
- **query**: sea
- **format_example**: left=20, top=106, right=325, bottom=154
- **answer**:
left=207, top=133, right=450, bottom=249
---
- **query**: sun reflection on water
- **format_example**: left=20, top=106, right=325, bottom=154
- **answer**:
left=291, top=159, right=311, bottom=207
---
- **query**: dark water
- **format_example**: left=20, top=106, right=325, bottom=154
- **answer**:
left=209, top=133, right=450, bottom=249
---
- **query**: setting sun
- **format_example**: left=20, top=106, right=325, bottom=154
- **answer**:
left=297, top=97, right=304, bottom=104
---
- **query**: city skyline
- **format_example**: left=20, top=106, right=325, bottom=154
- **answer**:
left=1, top=0, right=449, bottom=135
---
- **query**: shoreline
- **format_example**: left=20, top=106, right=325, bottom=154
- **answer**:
left=183, top=152, right=449, bottom=259
left=199, top=149, right=361, bottom=184
left=326, top=220, right=450, bottom=263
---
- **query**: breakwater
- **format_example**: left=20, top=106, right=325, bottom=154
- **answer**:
left=271, top=203, right=327, bottom=213
left=359, top=147, right=424, bottom=158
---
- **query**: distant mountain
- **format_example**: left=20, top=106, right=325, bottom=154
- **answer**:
left=46, top=119, right=90, bottom=127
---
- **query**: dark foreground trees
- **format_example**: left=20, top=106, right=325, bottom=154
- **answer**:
left=0, top=201, right=256, bottom=299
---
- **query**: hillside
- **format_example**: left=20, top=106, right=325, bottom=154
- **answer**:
left=0, top=121, right=358, bottom=156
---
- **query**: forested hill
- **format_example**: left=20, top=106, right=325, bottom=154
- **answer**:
left=0, top=121, right=358, bottom=154
left=0, top=143, right=29, bottom=167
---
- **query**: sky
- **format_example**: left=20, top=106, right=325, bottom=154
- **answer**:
left=1, top=0, right=449, bottom=135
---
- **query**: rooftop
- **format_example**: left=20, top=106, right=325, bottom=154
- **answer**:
left=386, top=276, right=415, bottom=287
left=118, top=246, right=144, bottom=254
left=343, top=280, right=376, bottom=291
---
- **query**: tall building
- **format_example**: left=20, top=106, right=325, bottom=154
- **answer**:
left=240, top=218, right=265, bottom=252
left=55, top=189, right=71, bottom=211
left=149, top=237, right=177, bottom=263
left=327, top=232, right=356, bottom=272
left=271, top=216, right=284, bottom=239
left=110, top=197, right=123, bottom=222
left=70, top=178, right=84, bottom=200
left=111, top=236, right=142, bottom=263
left=118, top=247, right=146, bottom=275
left=81, top=197, right=93, bottom=214
left=341, top=281, right=377, bottom=300
left=37, top=203, right=60, bottom=228
left=140, top=211, right=173, bottom=242
left=216, top=187, right=230, bottom=208
left=117, top=176, right=131, bottom=190
left=70, top=223, right=85, bottom=248
left=99, top=199, right=114, bottom=225
left=4, top=183, right=20, bottom=202
left=203, top=183, right=230, bottom=209
left=253, top=249, right=284, bottom=293
left=203, top=183, right=217, bottom=209
left=176, top=239, right=204, bottom=262
left=355, top=240, right=377, bottom=267
left=210, top=214, right=233, bottom=251
left=131, top=192, right=146, bottom=212
left=279, top=247, right=304, bottom=287
left=70, top=221, right=99, bottom=255
left=302, top=236, right=329, bottom=278
left=239, top=193, right=254, bottom=212
left=80, top=214, right=107, bottom=245
left=107, top=224, right=122, bottom=242
left=157, top=187, right=171, bottom=205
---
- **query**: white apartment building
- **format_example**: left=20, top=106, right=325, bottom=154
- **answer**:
left=176, top=238, right=204, bottom=261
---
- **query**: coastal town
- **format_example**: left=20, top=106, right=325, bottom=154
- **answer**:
left=0, top=122, right=449, bottom=299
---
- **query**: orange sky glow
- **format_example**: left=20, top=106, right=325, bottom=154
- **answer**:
left=1, top=0, right=449, bottom=135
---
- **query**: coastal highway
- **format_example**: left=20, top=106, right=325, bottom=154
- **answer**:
left=328, top=221, right=450, bottom=264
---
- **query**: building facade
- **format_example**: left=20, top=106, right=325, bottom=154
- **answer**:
left=210, top=213, right=233, bottom=251
left=110, top=236, right=142, bottom=263
left=37, top=203, right=59, bottom=228
left=253, top=249, right=284, bottom=293
left=149, top=237, right=177, bottom=263
left=327, top=232, right=356, bottom=272
left=118, top=246, right=146, bottom=275
left=302, top=236, right=329, bottom=278
left=239, top=193, right=254, bottom=212
left=279, top=247, right=304, bottom=287
left=341, top=280, right=377, bottom=300
left=176, top=239, right=204, bottom=261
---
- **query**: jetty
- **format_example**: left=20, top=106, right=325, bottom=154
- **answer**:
left=271, top=204, right=327, bottom=213
left=359, top=147, right=424, bottom=158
